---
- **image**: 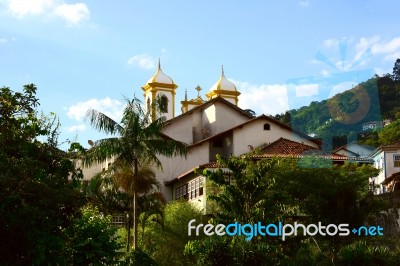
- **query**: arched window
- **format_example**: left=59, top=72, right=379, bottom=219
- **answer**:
left=159, top=95, right=168, bottom=113
left=263, top=123, right=270, bottom=130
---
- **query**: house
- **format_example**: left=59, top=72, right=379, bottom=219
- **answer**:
left=370, top=141, right=400, bottom=194
left=362, top=121, right=383, bottom=131
left=333, top=141, right=375, bottom=159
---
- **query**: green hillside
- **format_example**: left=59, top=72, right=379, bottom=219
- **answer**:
left=274, top=59, right=400, bottom=148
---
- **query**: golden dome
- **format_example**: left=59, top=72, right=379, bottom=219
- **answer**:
left=209, top=66, right=237, bottom=92
left=206, top=66, right=240, bottom=105
left=146, top=60, right=175, bottom=85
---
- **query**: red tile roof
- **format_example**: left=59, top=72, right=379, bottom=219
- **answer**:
left=253, top=138, right=372, bottom=162
left=380, top=141, right=400, bottom=149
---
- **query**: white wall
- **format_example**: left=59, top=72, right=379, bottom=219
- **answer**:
left=75, top=160, right=103, bottom=180
left=214, top=101, right=249, bottom=135
left=156, top=144, right=209, bottom=201
left=232, top=119, right=318, bottom=156
left=385, top=150, right=400, bottom=178
left=163, top=115, right=193, bottom=144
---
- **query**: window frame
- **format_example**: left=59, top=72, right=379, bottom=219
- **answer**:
left=394, top=154, right=400, bottom=167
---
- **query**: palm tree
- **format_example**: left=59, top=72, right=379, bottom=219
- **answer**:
left=112, top=159, right=162, bottom=251
left=83, top=97, right=187, bottom=250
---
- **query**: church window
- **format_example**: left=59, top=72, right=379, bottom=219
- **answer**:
left=263, top=123, right=271, bottom=130
left=213, top=138, right=224, bottom=148
left=159, top=95, right=168, bottom=113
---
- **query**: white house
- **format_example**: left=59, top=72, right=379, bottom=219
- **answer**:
left=370, top=141, right=400, bottom=194
left=333, top=141, right=375, bottom=159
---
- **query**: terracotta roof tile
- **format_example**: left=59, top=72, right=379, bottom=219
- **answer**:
left=380, top=141, right=400, bottom=149
left=254, top=138, right=372, bottom=162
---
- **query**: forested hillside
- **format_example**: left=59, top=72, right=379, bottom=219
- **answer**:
left=274, top=59, right=400, bottom=148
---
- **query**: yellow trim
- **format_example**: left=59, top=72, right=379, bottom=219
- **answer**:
left=211, top=89, right=240, bottom=96
left=151, top=91, right=156, bottom=121
left=205, top=89, right=240, bottom=106
left=172, top=92, right=175, bottom=118
left=142, top=83, right=178, bottom=92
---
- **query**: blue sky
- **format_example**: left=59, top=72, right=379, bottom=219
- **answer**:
left=1, top=0, right=400, bottom=148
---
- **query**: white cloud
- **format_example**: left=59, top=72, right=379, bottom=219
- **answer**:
left=374, top=67, right=391, bottom=76
left=127, top=54, right=156, bottom=70
left=328, top=81, right=354, bottom=98
left=7, top=0, right=53, bottom=17
left=67, top=97, right=124, bottom=122
left=232, top=79, right=289, bottom=116
left=354, top=36, right=400, bottom=62
left=321, top=69, right=330, bottom=76
left=0, top=38, right=7, bottom=44
left=54, top=3, right=89, bottom=26
left=67, top=124, right=86, bottom=132
left=323, top=38, right=339, bottom=49
left=295, top=84, right=319, bottom=97
left=5, top=0, right=90, bottom=26
left=299, top=0, right=309, bottom=6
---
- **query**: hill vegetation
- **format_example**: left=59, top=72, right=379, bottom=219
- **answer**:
left=273, top=59, right=400, bottom=148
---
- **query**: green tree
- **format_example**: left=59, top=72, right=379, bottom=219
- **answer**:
left=193, top=155, right=382, bottom=264
left=0, top=85, right=84, bottom=264
left=113, top=161, right=165, bottom=251
left=147, top=200, right=205, bottom=266
left=378, top=119, right=400, bottom=145
left=199, top=155, right=293, bottom=224
left=82, top=171, right=132, bottom=215
left=65, top=205, right=123, bottom=265
left=392, top=58, right=400, bottom=81
left=83, top=97, right=187, bottom=250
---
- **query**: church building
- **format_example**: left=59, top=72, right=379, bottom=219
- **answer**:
left=139, top=63, right=325, bottom=209
left=83, top=62, right=372, bottom=212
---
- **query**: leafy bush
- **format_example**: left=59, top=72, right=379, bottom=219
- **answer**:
left=65, top=205, right=123, bottom=265
left=337, top=241, right=390, bottom=266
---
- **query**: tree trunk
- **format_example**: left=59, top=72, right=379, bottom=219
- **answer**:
left=133, top=191, right=138, bottom=250
left=133, top=158, right=139, bottom=250
left=126, top=213, right=130, bottom=252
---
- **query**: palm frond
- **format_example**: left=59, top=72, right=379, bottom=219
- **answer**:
left=113, top=161, right=158, bottom=195
left=85, top=108, right=123, bottom=135
left=83, top=137, right=121, bottom=167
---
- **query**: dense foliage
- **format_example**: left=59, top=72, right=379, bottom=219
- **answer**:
left=184, top=155, right=391, bottom=265
left=64, top=205, right=122, bottom=265
left=0, top=85, right=85, bottom=264
left=0, top=85, right=127, bottom=265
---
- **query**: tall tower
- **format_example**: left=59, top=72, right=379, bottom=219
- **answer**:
left=141, top=60, right=178, bottom=121
left=206, top=66, right=240, bottom=105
